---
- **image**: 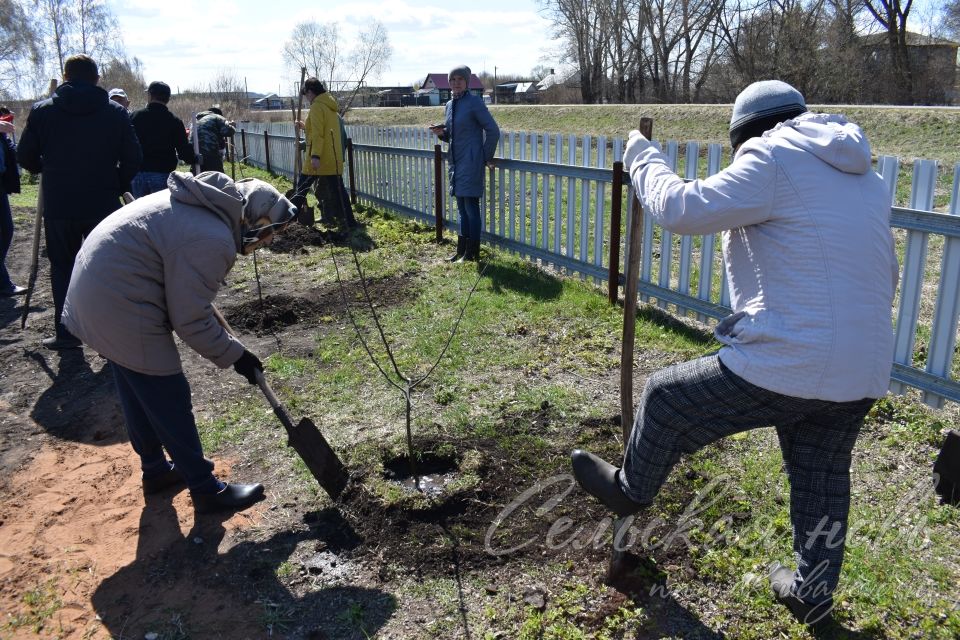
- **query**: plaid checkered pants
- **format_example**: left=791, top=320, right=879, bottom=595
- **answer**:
left=621, top=354, right=874, bottom=604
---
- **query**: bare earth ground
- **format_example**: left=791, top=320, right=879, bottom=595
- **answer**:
left=0, top=213, right=422, bottom=639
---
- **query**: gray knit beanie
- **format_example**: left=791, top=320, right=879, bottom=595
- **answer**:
left=729, top=80, right=806, bottom=148
left=449, top=65, right=471, bottom=83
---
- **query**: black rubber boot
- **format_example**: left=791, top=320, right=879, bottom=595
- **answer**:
left=449, top=236, right=467, bottom=262
left=570, top=450, right=646, bottom=517
left=463, top=238, right=481, bottom=262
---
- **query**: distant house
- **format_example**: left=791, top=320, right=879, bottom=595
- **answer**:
left=419, top=73, right=485, bottom=105
left=250, top=93, right=289, bottom=111
left=859, top=32, right=960, bottom=104
left=535, top=67, right=581, bottom=104
left=376, top=86, right=414, bottom=107
left=494, top=81, right=538, bottom=104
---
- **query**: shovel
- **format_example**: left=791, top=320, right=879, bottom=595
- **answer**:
left=212, top=305, right=349, bottom=499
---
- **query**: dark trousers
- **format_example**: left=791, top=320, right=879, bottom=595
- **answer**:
left=313, top=175, right=356, bottom=226
left=43, top=216, right=103, bottom=340
left=621, top=354, right=874, bottom=605
left=0, top=192, right=14, bottom=291
left=456, top=196, right=482, bottom=240
left=200, top=152, right=225, bottom=174
left=111, top=362, right=219, bottom=493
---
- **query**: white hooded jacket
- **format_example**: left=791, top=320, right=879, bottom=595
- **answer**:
left=630, top=112, right=898, bottom=402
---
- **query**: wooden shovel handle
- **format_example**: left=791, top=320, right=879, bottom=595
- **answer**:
left=210, top=304, right=296, bottom=430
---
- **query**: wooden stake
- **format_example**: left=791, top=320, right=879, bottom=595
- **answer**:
left=619, top=117, right=653, bottom=444
left=611, top=118, right=652, bottom=582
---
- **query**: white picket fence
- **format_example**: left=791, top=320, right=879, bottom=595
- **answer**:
left=235, top=121, right=960, bottom=407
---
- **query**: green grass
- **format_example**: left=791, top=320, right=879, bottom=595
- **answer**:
left=3, top=579, right=63, bottom=633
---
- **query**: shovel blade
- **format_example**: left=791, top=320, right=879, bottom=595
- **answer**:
left=284, top=417, right=349, bottom=499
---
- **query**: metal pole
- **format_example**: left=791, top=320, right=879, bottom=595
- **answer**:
left=608, top=160, right=624, bottom=304
left=434, top=144, right=443, bottom=242
left=347, top=138, right=358, bottom=205
left=241, top=129, right=247, bottom=162
left=264, top=130, right=271, bottom=173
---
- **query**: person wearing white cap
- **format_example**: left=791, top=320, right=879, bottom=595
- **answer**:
left=571, top=80, right=898, bottom=626
left=62, top=173, right=296, bottom=514
left=107, top=88, right=129, bottom=110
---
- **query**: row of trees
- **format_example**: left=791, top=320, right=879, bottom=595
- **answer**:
left=0, top=0, right=148, bottom=100
left=541, top=0, right=960, bottom=104
left=280, top=20, right=393, bottom=111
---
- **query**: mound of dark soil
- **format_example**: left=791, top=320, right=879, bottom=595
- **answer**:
left=223, top=275, right=418, bottom=335
left=268, top=224, right=338, bottom=253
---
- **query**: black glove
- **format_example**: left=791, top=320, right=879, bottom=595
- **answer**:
left=233, top=349, right=263, bottom=385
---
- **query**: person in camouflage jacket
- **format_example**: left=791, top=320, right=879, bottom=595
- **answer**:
left=194, top=107, right=236, bottom=173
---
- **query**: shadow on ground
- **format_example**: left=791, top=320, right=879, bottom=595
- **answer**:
left=28, top=348, right=122, bottom=443
left=93, top=499, right=396, bottom=639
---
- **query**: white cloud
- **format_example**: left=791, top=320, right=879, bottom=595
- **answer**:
left=110, top=0, right=560, bottom=93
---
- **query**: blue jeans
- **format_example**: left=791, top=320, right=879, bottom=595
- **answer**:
left=456, top=196, right=481, bottom=240
left=111, top=362, right=220, bottom=493
left=0, top=192, right=14, bottom=291
left=131, top=172, right=170, bottom=198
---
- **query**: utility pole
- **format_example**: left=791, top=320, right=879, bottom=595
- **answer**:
left=494, top=66, right=497, bottom=105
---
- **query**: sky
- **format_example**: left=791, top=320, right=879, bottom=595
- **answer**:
left=110, top=0, right=562, bottom=96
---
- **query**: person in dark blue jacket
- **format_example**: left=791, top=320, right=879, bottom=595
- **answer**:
left=17, top=54, right=142, bottom=350
left=430, top=65, right=499, bottom=262
left=0, top=108, right=25, bottom=297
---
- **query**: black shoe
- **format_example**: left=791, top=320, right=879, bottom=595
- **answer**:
left=192, top=482, right=265, bottom=514
left=0, top=285, right=27, bottom=297
left=448, top=236, right=466, bottom=262
left=769, top=563, right=834, bottom=626
left=142, top=466, right=185, bottom=495
left=42, top=335, right=83, bottom=350
left=570, top=450, right=646, bottom=517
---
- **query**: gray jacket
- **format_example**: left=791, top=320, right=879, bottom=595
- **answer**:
left=63, top=172, right=247, bottom=375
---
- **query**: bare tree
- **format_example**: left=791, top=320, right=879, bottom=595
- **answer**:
left=75, top=0, right=121, bottom=61
left=862, top=0, right=915, bottom=102
left=282, top=20, right=340, bottom=86
left=98, top=55, right=144, bottom=105
left=340, top=21, right=392, bottom=111
left=541, top=0, right=611, bottom=103
left=282, top=19, right=392, bottom=112
left=945, top=0, right=960, bottom=38
left=0, top=0, right=42, bottom=98
left=36, top=0, right=74, bottom=75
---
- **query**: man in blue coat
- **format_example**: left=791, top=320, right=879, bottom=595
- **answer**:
left=430, top=65, right=499, bottom=262
left=17, top=54, right=142, bottom=350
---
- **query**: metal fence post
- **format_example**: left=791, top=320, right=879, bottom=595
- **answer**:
left=608, top=160, right=624, bottom=304
left=347, top=138, right=358, bottom=204
left=434, top=144, right=443, bottom=242
left=264, top=130, right=271, bottom=173
left=241, top=129, right=247, bottom=162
